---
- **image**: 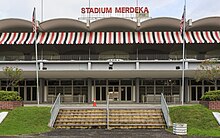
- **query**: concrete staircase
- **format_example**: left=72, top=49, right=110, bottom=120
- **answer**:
left=54, top=108, right=165, bottom=129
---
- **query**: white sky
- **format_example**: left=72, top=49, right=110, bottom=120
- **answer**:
left=0, top=0, right=220, bottom=22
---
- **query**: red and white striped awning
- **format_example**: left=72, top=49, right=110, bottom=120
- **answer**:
left=0, top=31, right=219, bottom=45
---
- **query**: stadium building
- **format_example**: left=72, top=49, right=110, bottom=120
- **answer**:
left=0, top=16, right=220, bottom=104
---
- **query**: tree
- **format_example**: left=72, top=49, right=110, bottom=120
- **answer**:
left=194, top=59, right=220, bottom=85
left=3, top=66, right=23, bottom=91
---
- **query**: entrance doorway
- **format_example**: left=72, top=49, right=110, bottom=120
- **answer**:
left=108, top=86, right=119, bottom=101
left=190, top=86, right=202, bottom=101
left=95, top=87, right=106, bottom=101
left=121, top=86, right=132, bottom=101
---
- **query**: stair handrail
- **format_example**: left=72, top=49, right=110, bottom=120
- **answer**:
left=48, top=93, right=61, bottom=128
left=161, top=93, right=172, bottom=128
left=106, top=94, right=110, bottom=129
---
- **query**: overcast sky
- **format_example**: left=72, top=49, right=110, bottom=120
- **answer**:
left=0, top=0, right=220, bottom=22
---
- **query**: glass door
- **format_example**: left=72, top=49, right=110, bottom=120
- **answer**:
left=121, top=86, right=132, bottom=101
left=95, top=86, right=106, bottom=101
left=108, top=86, right=119, bottom=101
left=26, top=87, right=37, bottom=101
left=191, top=86, right=202, bottom=101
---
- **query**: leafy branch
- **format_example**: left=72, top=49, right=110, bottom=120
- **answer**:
left=3, top=66, right=23, bottom=91
left=194, top=59, right=220, bottom=85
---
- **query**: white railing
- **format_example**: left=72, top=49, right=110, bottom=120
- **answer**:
left=106, top=94, right=110, bottom=130
left=142, top=94, right=180, bottom=104
left=49, top=95, right=86, bottom=103
left=48, top=93, right=61, bottom=128
left=161, top=93, right=172, bottom=128
left=1, top=54, right=216, bottom=61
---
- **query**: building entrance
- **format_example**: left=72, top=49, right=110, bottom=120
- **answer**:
left=95, top=86, right=133, bottom=102
left=108, top=86, right=119, bottom=101
left=190, top=86, right=202, bottom=102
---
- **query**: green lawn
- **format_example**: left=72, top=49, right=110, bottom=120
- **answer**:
left=169, top=104, right=220, bottom=137
left=0, top=106, right=52, bottom=135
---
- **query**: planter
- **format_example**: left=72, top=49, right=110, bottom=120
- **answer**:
left=200, top=101, right=220, bottom=110
left=173, top=123, right=187, bottom=135
left=0, top=101, right=23, bottom=110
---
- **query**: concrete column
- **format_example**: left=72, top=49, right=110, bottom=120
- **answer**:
left=135, top=78, right=140, bottom=103
left=39, top=79, right=45, bottom=103
left=88, top=78, right=92, bottom=103
left=136, top=61, right=139, bottom=70
left=88, top=62, right=91, bottom=70
left=184, top=78, right=189, bottom=103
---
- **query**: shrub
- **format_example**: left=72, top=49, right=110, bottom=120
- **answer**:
left=0, top=91, right=22, bottom=101
left=201, top=90, right=220, bottom=101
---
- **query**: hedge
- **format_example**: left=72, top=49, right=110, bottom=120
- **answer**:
left=201, top=90, right=220, bottom=101
left=0, top=91, right=22, bottom=101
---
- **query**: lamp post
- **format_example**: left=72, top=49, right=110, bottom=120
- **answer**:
left=181, top=0, right=186, bottom=105
left=41, top=0, right=43, bottom=22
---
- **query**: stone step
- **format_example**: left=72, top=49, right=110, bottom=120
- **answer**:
left=54, top=108, right=166, bottom=129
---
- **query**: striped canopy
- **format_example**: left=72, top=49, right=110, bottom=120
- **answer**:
left=0, top=31, right=220, bottom=45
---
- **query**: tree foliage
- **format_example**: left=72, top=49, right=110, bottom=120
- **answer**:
left=195, top=59, right=220, bottom=85
left=3, top=66, right=23, bottom=90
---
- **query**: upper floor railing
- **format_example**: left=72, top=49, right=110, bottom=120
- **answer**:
left=0, top=54, right=219, bottom=61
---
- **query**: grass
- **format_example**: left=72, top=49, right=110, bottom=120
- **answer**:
left=169, top=104, right=220, bottom=137
left=0, top=106, right=52, bottom=136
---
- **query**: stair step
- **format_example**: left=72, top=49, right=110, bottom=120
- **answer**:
left=54, top=108, right=166, bottom=129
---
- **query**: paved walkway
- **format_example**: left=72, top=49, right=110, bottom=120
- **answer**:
left=1, top=129, right=208, bottom=138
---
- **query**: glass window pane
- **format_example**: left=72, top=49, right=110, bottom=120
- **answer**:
left=204, top=80, right=214, bottom=85
left=102, top=87, right=106, bottom=100
left=156, top=80, right=166, bottom=85
left=26, top=80, right=36, bottom=86
left=48, top=87, right=55, bottom=95
left=95, top=80, right=106, bottom=85
left=1, top=81, right=7, bottom=86
left=32, top=87, right=37, bottom=101
left=61, top=80, right=72, bottom=85
left=191, top=87, right=196, bottom=101
left=197, top=87, right=202, bottom=100
left=73, top=87, right=81, bottom=95
left=64, top=87, right=72, bottom=95
left=191, top=80, right=202, bottom=85
left=27, top=87, right=31, bottom=101
left=143, top=80, right=154, bottom=85
left=48, top=80, right=59, bottom=86
left=172, top=86, right=180, bottom=95
left=204, top=87, right=209, bottom=93
left=20, top=87, right=24, bottom=100
left=108, top=80, right=119, bottom=85
left=56, top=87, right=63, bottom=95
left=127, top=87, right=132, bottom=101
left=121, top=80, right=132, bottom=85
left=96, top=87, right=100, bottom=100
left=1, top=87, right=6, bottom=91
left=18, top=81, right=25, bottom=86
left=73, top=80, right=84, bottom=85
left=121, top=87, right=125, bottom=101
left=156, top=86, right=163, bottom=94
left=147, top=87, right=154, bottom=94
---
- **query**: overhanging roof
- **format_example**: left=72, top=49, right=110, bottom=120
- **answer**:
left=0, top=17, right=220, bottom=32
left=0, top=31, right=219, bottom=45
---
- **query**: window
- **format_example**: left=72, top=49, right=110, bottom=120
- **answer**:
left=191, top=80, right=202, bottom=85
left=143, top=80, right=154, bottom=85
left=121, top=80, right=132, bottom=85
left=95, top=80, right=106, bottom=85
left=108, top=80, right=119, bottom=85
left=26, top=80, right=36, bottom=86
left=61, top=80, right=72, bottom=85
left=73, top=80, right=84, bottom=85
left=48, top=80, right=60, bottom=86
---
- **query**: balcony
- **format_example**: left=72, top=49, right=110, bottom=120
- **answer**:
left=0, top=54, right=219, bottom=61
